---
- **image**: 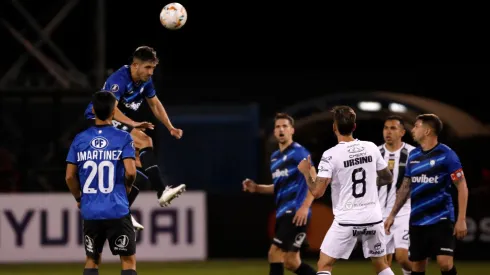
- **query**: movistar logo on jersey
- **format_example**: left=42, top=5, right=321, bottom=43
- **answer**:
left=272, top=169, right=289, bottom=179
left=411, top=174, right=439, bottom=184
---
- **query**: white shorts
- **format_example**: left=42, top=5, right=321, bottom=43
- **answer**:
left=320, top=220, right=387, bottom=259
left=385, top=214, right=410, bottom=254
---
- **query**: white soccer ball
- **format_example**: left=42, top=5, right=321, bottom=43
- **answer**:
left=160, top=3, right=187, bottom=30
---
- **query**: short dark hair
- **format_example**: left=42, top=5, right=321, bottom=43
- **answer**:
left=93, top=91, right=117, bottom=120
left=132, top=46, right=159, bottom=63
left=274, top=113, right=294, bottom=127
left=416, top=114, right=443, bottom=136
left=331, top=105, right=356, bottom=135
left=385, top=115, right=405, bottom=130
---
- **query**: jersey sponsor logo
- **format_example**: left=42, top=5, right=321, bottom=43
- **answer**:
left=318, top=165, right=329, bottom=173
left=272, top=168, right=289, bottom=179
left=347, top=145, right=365, bottom=153
left=124, top=101, right=142, bottom=111
left=369, top=242, right=384, bottom=255
left=90, top=136, right=109, bottom=149
left=343, top=155, right=373, bottom=168
left=349, top=152, right=367, bottom=159
left=352, top=226, right=376, bottom=236
left=293, top=233, right=306, bottom=248
left=114, top=235, right=129, bottom=251
left=411, top=174, right=439, bottom=184
left=450, top=168, right=464, bottom=181
left=344, top=201, right=376, bottom=210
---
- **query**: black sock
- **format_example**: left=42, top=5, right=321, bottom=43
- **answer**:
left=83, top=268, right=99, bottom=275
left=128, top=185, right=140, bottom=206
left=441, top=266, right=457, bottom=275
left=270, top=262, right=284, bottom=275
left=128, top=170, right=149, bottom=206
left=121, top=269, right=137, bottom=275
left=412, top=272, right=426, bottom=275
left=139, top=147, right=166, bottom=197
left=294, top=262, right=316, bottom=275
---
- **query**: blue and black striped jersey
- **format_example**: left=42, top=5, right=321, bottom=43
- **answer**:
left=405, top=143, right=462, bottom=226
left=270, top=142, right=312, bottom=218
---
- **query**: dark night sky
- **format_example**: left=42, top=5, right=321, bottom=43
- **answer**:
left=1, top=1, right=489, bottom=122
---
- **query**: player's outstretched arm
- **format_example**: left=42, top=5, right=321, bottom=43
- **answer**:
left=242, top=178, right=274, bottom=194
left=65, top=163, right=81, bottom=200
left=123, top=158, right=137, bottom=193
left=389, top=176, right=411, bottom=218
left=146, top=96, right=182, bottom=138
left=376, top=167, right=393, bottom=186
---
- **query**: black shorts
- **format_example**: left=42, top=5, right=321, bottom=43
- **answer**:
left=271, top=213, right=309, bottom=252
left=409, top=220, right=455, bottom=261
left=83, top=214, right=136, bottom=260
left=85, top=118, right=134, bottom=133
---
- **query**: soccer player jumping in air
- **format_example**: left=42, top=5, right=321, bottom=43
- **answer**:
left=83, top=46, right=185, bottom=230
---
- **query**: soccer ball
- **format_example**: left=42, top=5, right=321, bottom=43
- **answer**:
left=160, top=3, right=187, bottom=30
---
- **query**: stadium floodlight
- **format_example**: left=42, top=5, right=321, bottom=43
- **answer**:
left=389, top=102, right=407, bottom=113
left=358, top=101, right=381, bottom=112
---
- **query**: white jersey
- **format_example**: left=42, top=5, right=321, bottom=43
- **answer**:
left=317, top=139, right=388, bottom=225
left=377, top=143, right=415, bottom=218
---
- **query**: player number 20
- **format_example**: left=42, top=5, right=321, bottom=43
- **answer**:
left=351, top=167, right=367, bottom=198
left=82, top=160, right=115, bottom=194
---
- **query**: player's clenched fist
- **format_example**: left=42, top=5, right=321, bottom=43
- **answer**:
left=297, top=155, right=312, bottom=175
left=170, top=127, right=183, bottom=139
left=242, top=178, right=257, bottom=193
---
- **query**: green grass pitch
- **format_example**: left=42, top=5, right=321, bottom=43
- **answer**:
left=1, top=260, right=489, bottom=275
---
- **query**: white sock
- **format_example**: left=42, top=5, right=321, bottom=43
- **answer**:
left=402, top=268, right=411, bottom=275
left=317, top=272, right=331, bottom=275
left=378, top=267, right=395, bottom=275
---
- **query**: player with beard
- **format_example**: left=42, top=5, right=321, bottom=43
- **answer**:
left=385, top=114, right=468, bottom=275
left=242, top=113, right=317, bottom=275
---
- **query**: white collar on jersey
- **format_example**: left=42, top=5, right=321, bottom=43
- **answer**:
left=383, top=142, right=405, bottom=153
left=339, top=139, right=359, bottom=144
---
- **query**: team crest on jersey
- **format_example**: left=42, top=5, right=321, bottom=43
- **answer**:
left=430, top=159, right=436, bottom=166
left=111, top=84, right=119, bottom=92
left=90, top=136, right=109, bottom=149
left=388, top=159, right=395, bottom=170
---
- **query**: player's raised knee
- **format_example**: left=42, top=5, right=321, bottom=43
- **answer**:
left=131, top=130, right=153, bottom=148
